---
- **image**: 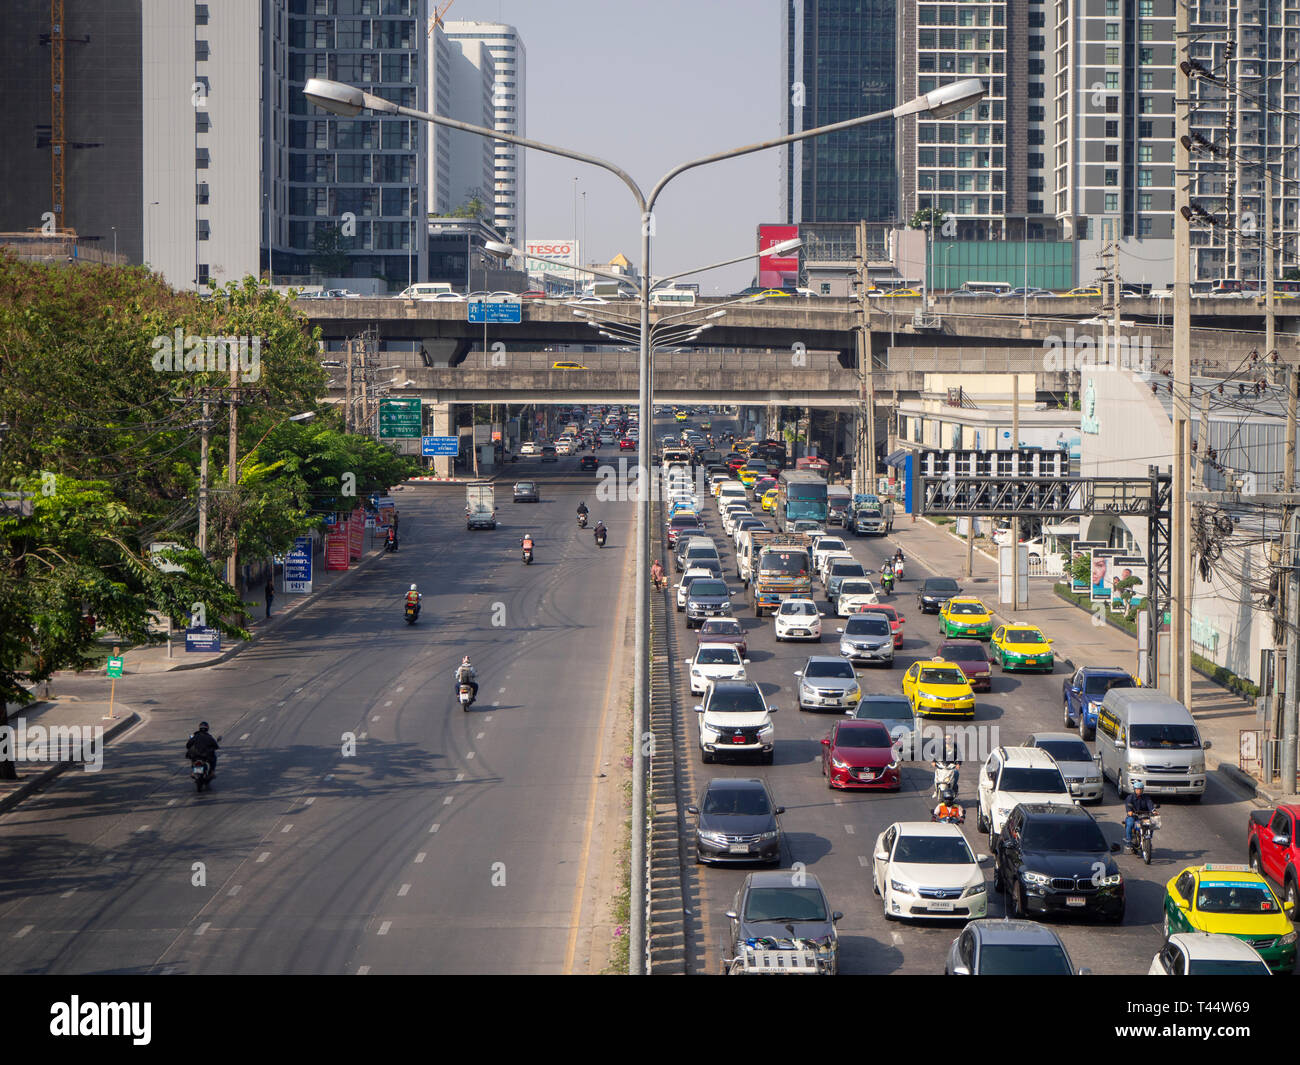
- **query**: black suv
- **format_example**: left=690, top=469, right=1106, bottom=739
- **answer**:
left=992, top=804, right=1124, bottom=923
left=687, top=778, right=784, bottom=865
left=918, top=577, right=962, bottom=615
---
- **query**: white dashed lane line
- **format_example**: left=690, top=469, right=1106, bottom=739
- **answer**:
left=397, top=884, right=411, bottom=897
left=377, top=921, right=391, bottom=936
left=414, top=853, right=427, bottom=863
left=357, top=965, right=370, bottom=975
left=14, top=925, right=33, bottom=939
left=429, top=823, right=440, bottom=833
left=844, top=825, right=855, bottom=835
left=195, top=922, right=210, bottom=936
left=256, top=852, right=271, bottom=863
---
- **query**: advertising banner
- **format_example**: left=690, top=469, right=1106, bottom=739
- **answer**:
left=757, top=224, right=799, bottom=289
left=284, top=536, right=313, bottom=593
left=524, top=239, right=579, bottom=285
left=1109, top=556, right=1148, bottom=614
left=348, top=507, right=364, bottom=560
left=1071, top=540, right=1106, bottom=594
left=1089, top=548, right=1124, bottom=603
left=325, top=529, right=350, bottom=571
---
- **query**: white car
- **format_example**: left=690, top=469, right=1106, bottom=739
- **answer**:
left=811, top=536, right=849, bottom=574
left=519, top=441, right=538, bottom=456
left=835, top=578, right=880, bottom=616
left=676, top=568, right=716, bottom=612
left=774, top=598, right=823, bottom=641
left=722, top=507, right=751, bottom=536
left=556, top=440, right=573, bottom=455
left=872, top=821, right=988, bottom=922
left=818, top=550, right=856, bottom=588
left=1149, top=933, right=1272, bottom=975
left=684, top=643, right=751, bottom=695
left=734, top=518, right=768, bottom=550
left=975, top=746, right=1078, bottom=844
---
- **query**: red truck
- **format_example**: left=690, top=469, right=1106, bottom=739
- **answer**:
left=1247, top=804, right=1300, bottom=908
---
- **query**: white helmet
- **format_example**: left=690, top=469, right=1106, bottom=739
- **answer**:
left=410, top=584, right=417, bottom=591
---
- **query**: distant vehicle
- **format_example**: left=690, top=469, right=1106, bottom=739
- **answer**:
left=1003, top=287, right=1055, bottom=299
left=650, top=287, right=696, bottom=307
left=573, top=296, right=608, bottom=305
left=512, top=481, right=540, bottom=503
left=552, top=361, right=589, bottom=370
left=520, top=290, right=547, bottom=299
left=946, top=919, right=1087, bottom=975
left=487, top=291, right=520, bottom=302
left=1064, top=287, right=1102, bottom=298
left=398, top=283, right=455, bottom=300
left=876, top=288, right=921, bottom=298
left=957, top=281, right=1013, bottom=297
left=755, top=289, right=791, bottom=298
left=465, top=482, right=497, bottom=530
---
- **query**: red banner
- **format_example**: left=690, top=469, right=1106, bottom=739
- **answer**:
left=758, top=223, right=799, bottom=289
left=348, top=507, right=364, bottom=560
left=325, top=530, right=350, bottom=571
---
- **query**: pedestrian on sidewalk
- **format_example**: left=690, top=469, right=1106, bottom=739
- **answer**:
left=265, top=578, right=275, bottom=618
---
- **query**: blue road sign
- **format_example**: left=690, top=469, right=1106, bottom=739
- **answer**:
left=284, top=536, right=313, bottom=593
left=468, top=300, right=522, bottom=325
left=185, top=626, right=222, bottom=653
left=422, top=435, right=460, bottom=456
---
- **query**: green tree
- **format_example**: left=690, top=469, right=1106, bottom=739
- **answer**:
left=312, top=223, right=352, bottom=278
left=909, top=207, right=949, bottom=230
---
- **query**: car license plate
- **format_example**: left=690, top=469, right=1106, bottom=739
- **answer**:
left=856, top=770, right=875, bottom=780
left=732, top=736, right=746, bottom=744
left=728, top=844, right=750, bottom=854
left=929, top=900, right=954, bottom=911
left=1066, top=896, right=1086, bottom=907
left=791, top=629, right=807, bottom=637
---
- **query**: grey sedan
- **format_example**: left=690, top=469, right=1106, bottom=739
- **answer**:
left=795, top=656, right=862, bottom=712
left=512, top=481, right=540, bottom=503
left=945, top=918, right=1088, bottom=975
left=727, top=871, right=841, bottom=975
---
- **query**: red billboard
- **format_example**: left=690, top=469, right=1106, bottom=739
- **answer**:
left=758, top=224, right=800, bottom=290
left=325, top=528, right=350, bottom=571
left=348, top=507, right=364, bottom=561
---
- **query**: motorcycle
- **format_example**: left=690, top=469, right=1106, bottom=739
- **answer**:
left=384, top=536, right=398, bottom=553
left=191, top=758, right=213, bottom=792
left=892, top=557, right=905, bottom=580
left=880, top=571, right=895, bottom=596
left=932, top=761, right=959, bottom=800
left=577, top=512, right=588, bottom=528
left=405, top=602, right=420, bottom=625
left=594, top=526, right=607, bottom=548
left=522, top=545, right=534, bottom=565
left=1128, top=812, right=1160, bottom=864
left=458, top=682, right=475, bottom=711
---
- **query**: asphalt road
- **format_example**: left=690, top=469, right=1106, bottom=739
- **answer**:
left=0, top=460, right=629, bottom=974
left=661, top=412, right=1264, bottom=977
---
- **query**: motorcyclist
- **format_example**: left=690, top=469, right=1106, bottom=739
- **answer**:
left=455, top=656, right=479, bottom=705
left=185, top=721, right=220, bottom=776
left=385, top=526, right=398, bottom=551
left=932, top=735, right=960, bottom=793
left=521, top=532, right=535, bottom=553
left=893, top=548, right=905, bottom=568
left=1123, top=781, right=1158, bottom=845
left=405, top=584, right=422, bottom=618
left=933, top=788, right=964, bottom=823
left=594, top=520, right=607, bottom=543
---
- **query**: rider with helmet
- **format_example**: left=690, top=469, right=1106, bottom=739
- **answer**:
left=405, top=584, right=422, bottom=619
left=933, top=788, right=964, bottom=822
left=185, top=721, right=220, bottom=775
left=455, top=656, right=479, bottom=705
left=1124, top=781, right=1157, bottom=845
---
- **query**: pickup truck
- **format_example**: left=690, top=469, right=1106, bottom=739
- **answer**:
left=465, top=482, right=497, bottom=530
left=848, top=493, right=893, bottom=536
left=1248, top=804, right=1300, bottom=908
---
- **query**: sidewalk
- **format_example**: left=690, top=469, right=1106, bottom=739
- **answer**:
left=891, top=514, right=1279, bottom=803
left=0, top=700, right=142, bottom=813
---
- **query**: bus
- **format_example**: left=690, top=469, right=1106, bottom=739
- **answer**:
left=650, top=287, right=696, bottom=307
left=956, top=281, right=1013, bottom=297
left=751, top=439, right=788, bottom=471
left=775, top=470, right=829, bottom=532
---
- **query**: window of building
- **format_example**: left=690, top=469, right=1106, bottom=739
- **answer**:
left=1106, top=46, right=1120, bottom=65
left=1140, top=47, right=1154, bottom=64
left=1138, top=145, right=1153, bottom=162
left=1139, top=119, right=1154, bottom=137
left=197, top=182, right=209, bottom=205
left=197, top=220, right=210, bottom=241
left=1105, top=120, right=1119, bottom=137
left=1106, top=96, right=1120, bottom=113
left=1029, top=176, right=1045, bottom=192
left=1140, top=96, right=1155, bottom=114
left=1106, top=23, right=1120, bottom=40
left=1029, top=35, right=1045, bottom=51
left=195, top=3, right=209, bottom=25
left=1106, top=72, right=1119, bottom=89
left=1106, top=0, right=1119, bottom=13
left=197, top=264, right=210, bottom=285
left=1105, top=169, right=1119, bottom=186
left=1028, top=11, right=1045, bottom=27
left=1029, top=153, right=1045, bottom=169
left=1105, top=193, right=1119, bottom=211
left=195, top=40, right=209, bottom=62
left=1105, top=143, right=1119, bottom=161
left=1139, top=0, right=1153, bottom=13
left=1029, top=105, right=1046, bottom=122
left=1028, top=129, right=1045, bottom=145
left=196, top=148, right=209, bottom=169
left=196, top=111, right=210, bottom=133
left=1139, top=72, right=1154, bottom=90
left=1138, top=168, right=1154, bottom=186
left=1139, top=192, right=1153, bottom=210
left=1139, top=217, right=1153, bottom=236
left=1140, top=24, right=1154, bottom=41
left=1029, top=198, right=1044, bottom=213
left=1029, top=83, right=1045, bottom=99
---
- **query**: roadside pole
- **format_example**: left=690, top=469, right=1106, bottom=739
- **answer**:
left=1011, top=375, right=1020, bottom=610
left=1285, top=369, right=1299, bottom=792
left=105, top=647, right=123, bottom=720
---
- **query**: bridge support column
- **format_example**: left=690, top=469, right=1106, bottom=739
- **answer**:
left=766, top=403, right=780, bottom=444
left=429, top=401, right=454, bottom=477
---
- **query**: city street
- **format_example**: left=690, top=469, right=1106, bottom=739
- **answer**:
left=0, top=467, right=633, bottom=974
left=657, top=412, right=1265, bottom=976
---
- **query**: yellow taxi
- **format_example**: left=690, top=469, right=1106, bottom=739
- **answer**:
left=551, top=361, right=589, bottom=370
left=756, top=289, right=791, bottom=298
left=761, top=488, right=779, bottom=512
left=990, top=624, right=1055, bottom=673
left=1162, top=864, right=1297, bottom=973
left=674, top=409, right=688, bottom=422
left=901, top=658, right=976, bottom=719
left=1064, top=287, right=1101, bottom=298
left=938, top=596, right=994, bottom=640
left=878, top=288, right=922, bottom=298
left=737, top=467, right=762, bottom=487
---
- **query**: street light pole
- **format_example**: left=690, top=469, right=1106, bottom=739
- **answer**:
left=303, top=74, right=986, bottom=975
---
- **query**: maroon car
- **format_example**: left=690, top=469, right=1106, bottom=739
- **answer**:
left=667, top=513, right=704, bottom=547
left=937, top=639, right=993, bottom=692
left=696, top=617, right=748, bottom=658
left=821, top=719, right=901, bottom=791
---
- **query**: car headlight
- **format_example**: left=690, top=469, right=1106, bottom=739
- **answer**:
left=840, top=641, right=854, bottom=653
left=887, top=760, right=899, bottom=770
left=1021, top=871, right=1051, bottom=886
left=1280, top=931, right=1298, bottom=946
left=757, top=831, right=779, bottom=841
left=890, top=879, right=915, bottom=896
left=995, top=807, right=1013, bottom=823
left=847, top=689, right=862, bottom=702
left=961, top=883, right=985, bottom=898
left=698, top=830, right=728, bottom=845
left=1096, top=873, right=1123, bottom=887
left=830, top=756, right=849, bottom=769
left=758, top=724, right=774, bottom=736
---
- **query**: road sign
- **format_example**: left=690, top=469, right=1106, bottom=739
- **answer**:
left=106, top=657, right=124, bottom=679
left=149, top=541, right=186, bottom=574
left=284, top=535, right=313, bottom=593
left=185, top=627, right=221, bottom=653
left=468, top=300, right=522, bottom=325
left=422, top=435, right=460, bottom=456
left=379, top=397, right=421, bottom=438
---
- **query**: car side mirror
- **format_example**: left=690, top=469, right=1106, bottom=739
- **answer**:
left=1110, top=842, right=1121, bottom=853
left=1202, top=739, right=1212, bottom=750
left=821, top=737, right=831, bottom=746
left=685, top=805, right=699, bottom=815
left=1177, top=899, right=1189, bottom=910
left=976, top=853, right=989, bottom=863
left=768, top=706, right=780, bottom=713
left=693, top=705, right=704, bottom=714
left=742, top=658, right=751, bottom=665
left=832, top=911, right=844, bottom=923
left=794, top=671, right=803, bottom=677
left=774, top=806, right=786, bottom=815
left=836, top=627, right=844, bottom=634
left=1077, top=967, right=1093, bottom=976
left=874, top=850, right=889, bottom=861
left=725, top=910, right=738, bottom=921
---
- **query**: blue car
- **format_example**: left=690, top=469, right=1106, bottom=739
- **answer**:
left=1061, top=665, right=1137, bottom=740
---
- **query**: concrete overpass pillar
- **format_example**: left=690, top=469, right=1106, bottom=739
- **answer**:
left=428, top=401, right=454, bottom=478
left=766, top=403, right=780, bottom=443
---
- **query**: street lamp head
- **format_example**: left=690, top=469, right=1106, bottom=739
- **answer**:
left=894, top=78, right=986, bottom=120
left=303, top=78, right=365, bottom=116
left=706, top=309, right=727, bottom=319
left=762, top=238, right=803, bottom=257
left=483, top=240, right=515, bottom=256
left=288, top=411, right=316, bottom=422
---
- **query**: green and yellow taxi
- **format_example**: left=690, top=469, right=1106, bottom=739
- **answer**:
left=674, top=409, right=688, bottom=422
left=990, top=624, right=1055, bottom=672
left=761, top=488, right=779, bottom=512
left=901, top=658, right=976, bottom=719
left=1162, top=864, right=1297, bottom=974
left=937, top=596, right=994, bottom=640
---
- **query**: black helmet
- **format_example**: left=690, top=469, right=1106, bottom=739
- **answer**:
left=939, top=788, right=955, bottom=804
left=198, top=721, right=210, bottom=732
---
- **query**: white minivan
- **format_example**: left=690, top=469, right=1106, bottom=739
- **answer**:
left=397, top=283, right=455, bottom=300
left=1095, top=688, right=1210, bottom=799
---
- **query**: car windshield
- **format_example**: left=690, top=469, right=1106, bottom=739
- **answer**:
left=691, top=581, right=728, bottom=598
left=818, top=540, right=846, bottom=553
left=940, top=644, right=988, bottom=663
left=703, top=787, right=771, bottom=816
left=893, top=834, right=974, bottom=865
left=846, top=617, right=891, bottom=636
left=836, top=725, right=892, bottom=748
left=1195, top=882, right=1280, bottom=915
left=743, top=887, right=828, bottom=922
left=1019, top=820, right=1107, bottom=852
left=670, top=517, right=701, bottom=529
left=1084, top=675, right=1135, bottom=696
left=919, top=667, right=967, bottom=685
left=977, top=943, right=1072, bottom=976
left=697, top=647, right=740, bottom=666
left=839, top=581, right=875, bottom=596
left=950, top=602, right=985, bottom=615
left=829, top=562, right=866, bottom=577
left=1186, top=959, right=1271, bottom=975
left=1037, top=740, right=1092, bottom=763
left=707, top=687, right=766, bottom=713
left=805, top=660, right=855, bottom=679
left=515, top=483, right=535, bottom=491
left=854, top=698, right=912, bottom=720
left=1006, top=629, right=1046, bottom=644
left=780, top=601, right=817, bottom=616
left=998, top=767, right=1067, bottom=793
left=760, top=553, right=809, bottom=577
left=925, top=580, right=960, bottom=595
left=701, top=620, right=742, bottom=636
left=1130, top=723, right=1201, bottom=749
left=687, top=547, right=719, bottom=559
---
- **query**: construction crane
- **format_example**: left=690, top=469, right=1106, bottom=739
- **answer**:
left=428, top=0, right=455, bottom=34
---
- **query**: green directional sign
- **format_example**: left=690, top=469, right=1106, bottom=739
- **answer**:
left=106, top=657, right=124, bottom=679
left=378, top=397, right=421, bottom=438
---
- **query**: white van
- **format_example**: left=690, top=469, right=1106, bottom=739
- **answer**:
left=397, top=283, right=455, bottom=300
left=1095, top=689, right=1210, bottom=799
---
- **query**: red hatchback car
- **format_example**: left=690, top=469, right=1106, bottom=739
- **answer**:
left=820, top=719, right=901, bottom=791
left=619, top=437, right=636, bottom=450
left=858, top=603, right=905, bottom=648
left=696, top=617, right=748, bottom=658
left=936, top=639, right=993, bottom=692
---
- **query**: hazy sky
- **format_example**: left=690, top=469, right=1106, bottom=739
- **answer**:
left=448, top=0, right=783, bottom=292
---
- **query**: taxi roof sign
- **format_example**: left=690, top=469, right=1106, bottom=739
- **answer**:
left=1201, top=864, right=1252, bottom=873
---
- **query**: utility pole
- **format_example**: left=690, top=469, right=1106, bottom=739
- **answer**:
left=359, top=340, right=370, bottom=438
left=345, top=339, right=354, bottom=433
left=856, top=220, right=875, bottom=495
left=1011, top=374, right=1021, bottom=610
left=1172, top=0, right=1193, bottom=704
left=226, top=361, right=239, bottom=588
left=1266, top=168, right=1276, bottom=359
left=1284, top=369, right=1299, bottom=791
left=198, top=396, right=210, bottom=554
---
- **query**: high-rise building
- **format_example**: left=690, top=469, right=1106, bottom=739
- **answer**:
left=780, top=0, right=898, bottom=224
left=429, top=26, right=495, bottom=220
left=443, top=21, right=526, bottom=249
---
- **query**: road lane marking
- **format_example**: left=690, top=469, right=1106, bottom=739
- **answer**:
left=303, top=797, right=315, bottom=806
left=486, top=716, right=493, bottom=723
left=359, top=731, right=368, bottom=739
left=260, top=716, right=266, bottom=722
left=398, top=884, right=411, bottom=897
left=61, top=889, right=76, bottom=898
left=357, top=965, right=370, bottom=975
left=456, top=772, right=465, bottom=782
left=136, top=825, right=150, bottom=834
left=14, top=925, right=32, bottom=939
left=414, top=853, right=427, bottom=863
left=281, top=824, right=293, bottom=833
left=429, top=823, right=440, bottom=833
left=858, top=856, right=870, bottom=867
left=498, top=687, right=506, bottom=693
left=195, top=923, right=210, bottom=936
left=844, top=825, right=855, bottom=835
left=395, top=686, right=405, bottom=693
left=256, top=852, right=270, bottom=863
left=476, top=732, right=485, bottom=740
left=467, top=752, right=476, bottom=760
left=377, top=921, right=391, bottom=936
left=228, top=885, right=242, bottom=896
left=295, top=687, right=304, bottom=693
left=240, top=733, right=250, bottom=740
left=443, top=796, right=454, bottom=805
left=384, top=700, right=393, bottom=707
left=166, top=799, right=177, bottom=807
